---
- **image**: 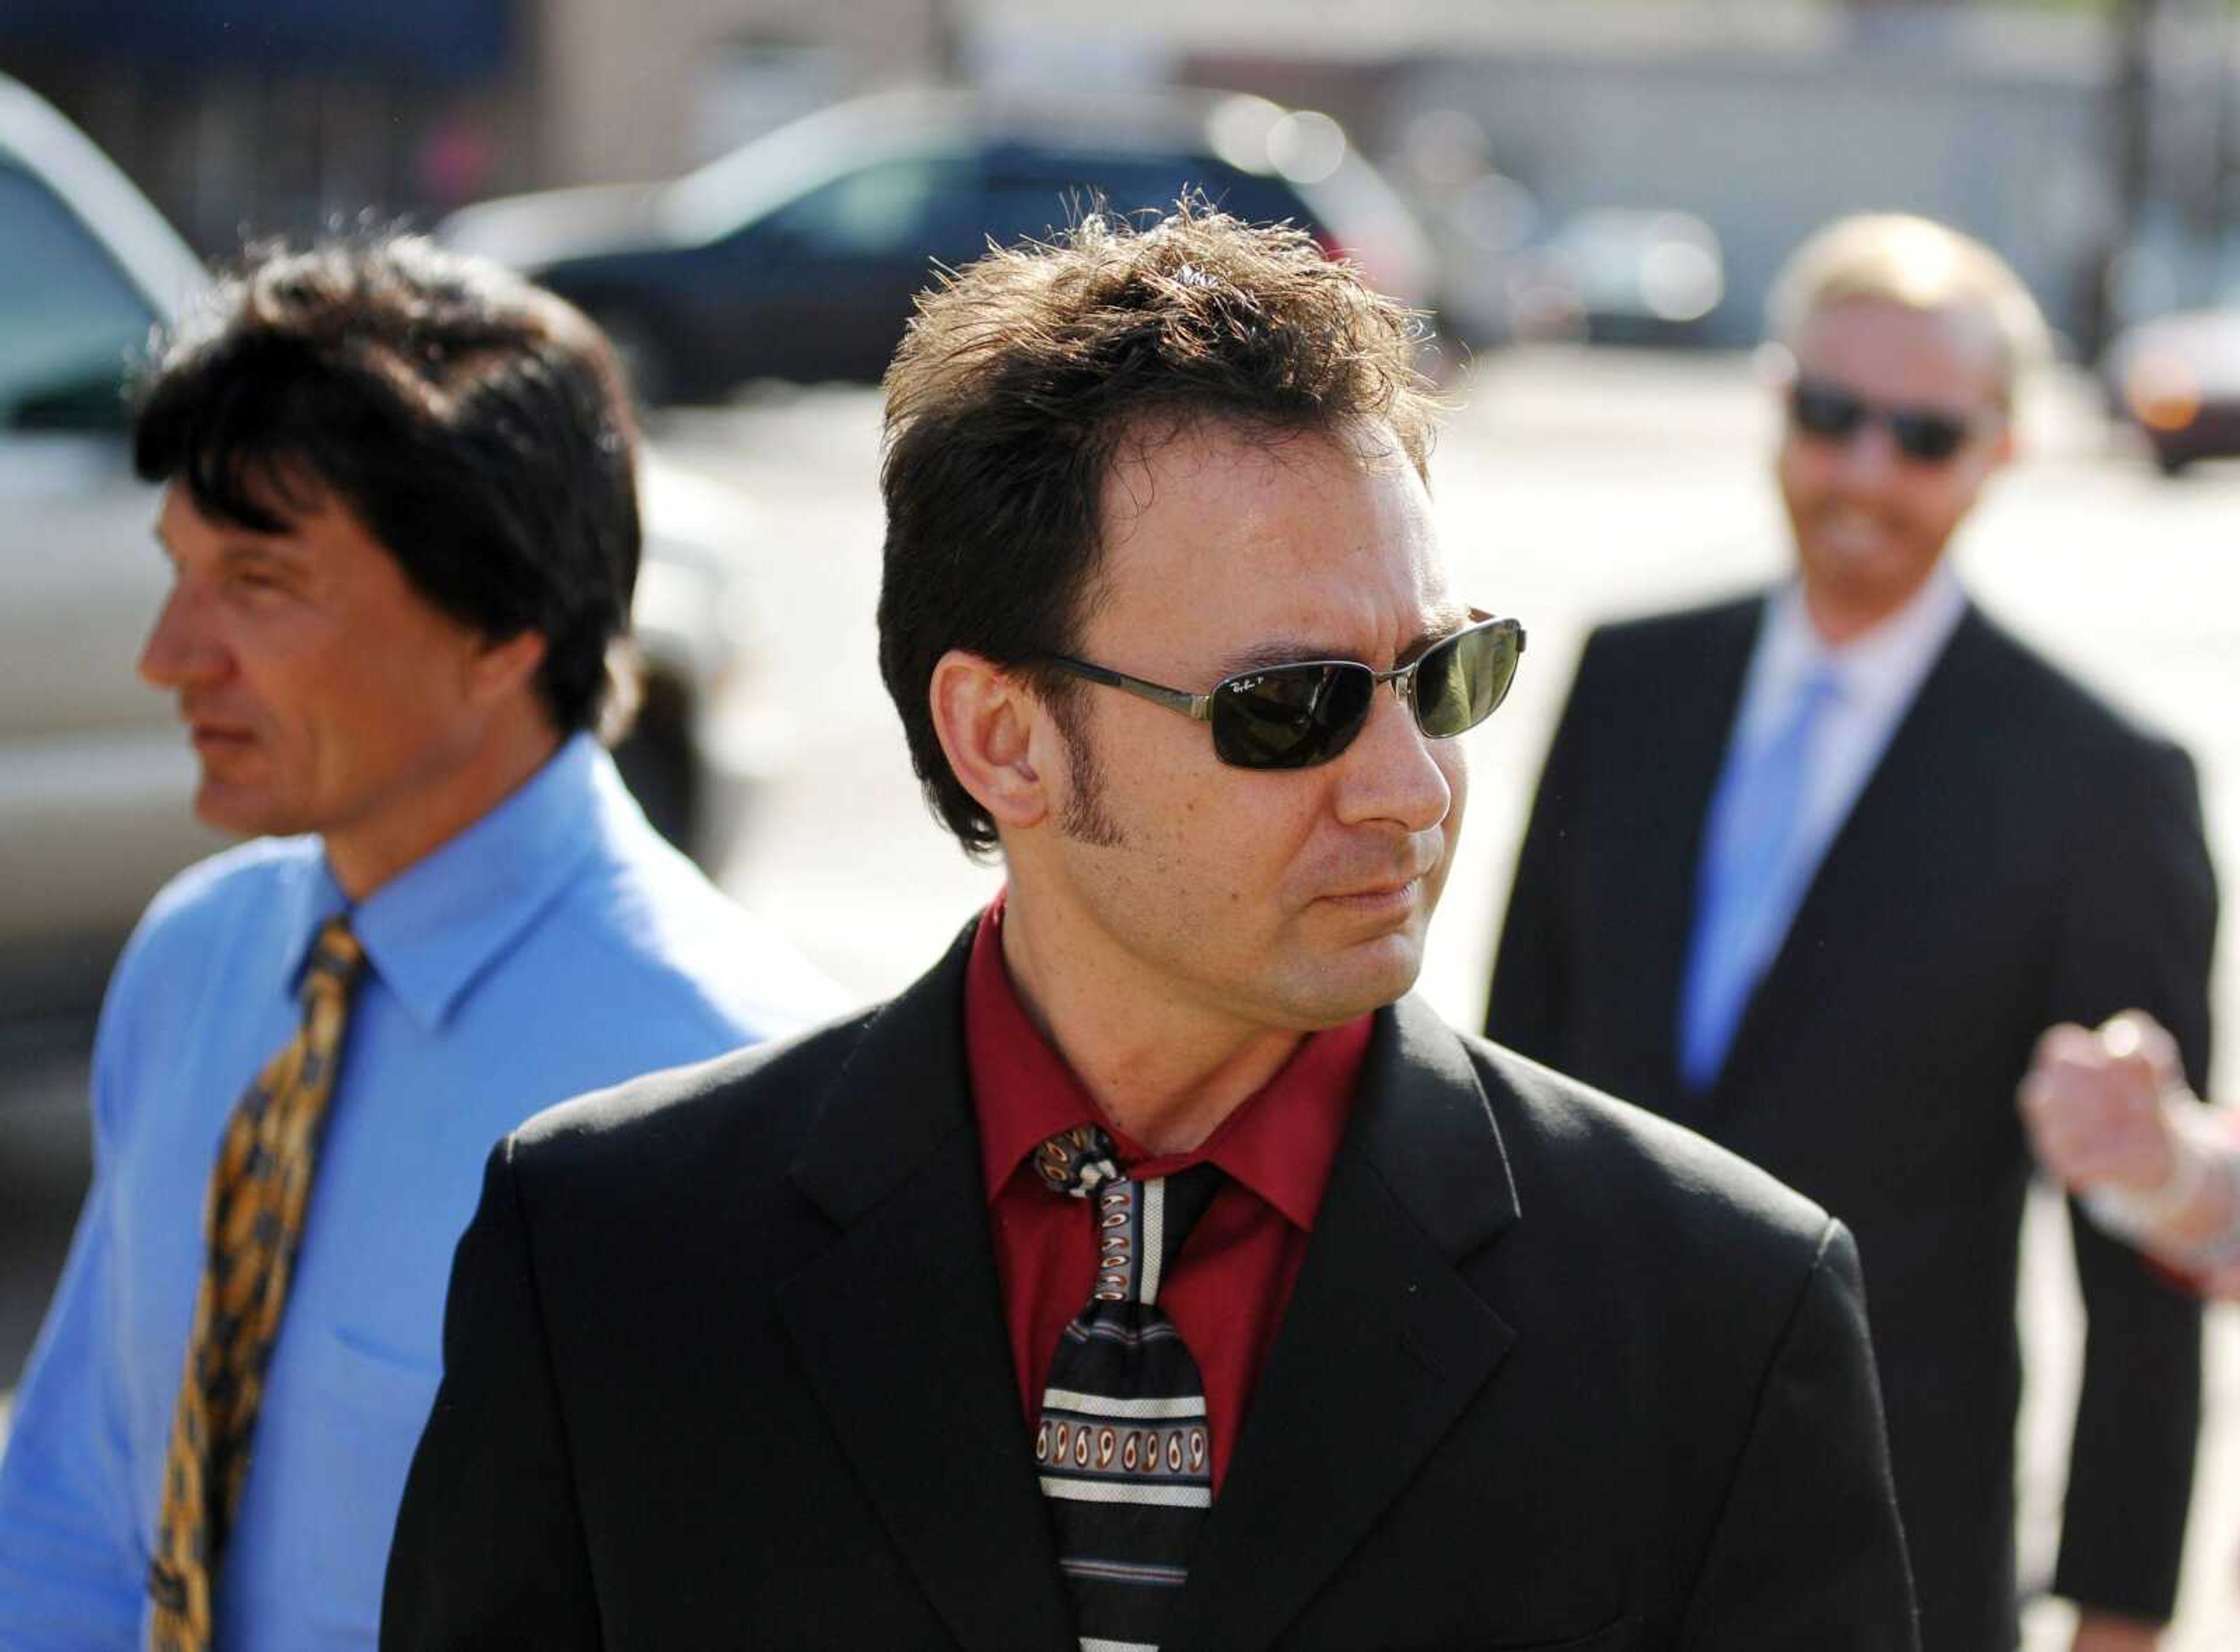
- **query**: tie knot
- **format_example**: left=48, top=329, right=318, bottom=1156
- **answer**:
left=1794, top=666, right=1843, bottom=715
left=302, top=916, right=365, bottom=1004
left=1033, top=1124, right=1122, bottom=1199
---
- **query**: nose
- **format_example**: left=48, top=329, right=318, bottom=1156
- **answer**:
left=1825, top=416, right=1901, bottom=485
left=138, top=580, right=228, bottom=692
left=1332, top=682, right=1454, bottom=832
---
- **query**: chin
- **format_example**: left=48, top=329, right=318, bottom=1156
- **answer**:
left=1284, top=935, right=1424, bottom=1026
left=1815, top=545, right=1932, bottom=593
left=192, top=782, right=292, bottom=842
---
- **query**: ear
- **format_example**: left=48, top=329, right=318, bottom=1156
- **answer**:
left=465, top=628, right=549, bottom=708
left=929, top=649, right=1052, bottom=835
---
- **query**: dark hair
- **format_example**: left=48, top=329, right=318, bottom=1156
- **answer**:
left=877, top=201, right=1440, bottom=855
left=133, top=233, right=642, bottom=736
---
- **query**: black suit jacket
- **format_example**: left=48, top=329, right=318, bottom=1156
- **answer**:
left=384, top=932, right=1917, bottom=1649
left=1488, top=594, right=2217, bottom=1648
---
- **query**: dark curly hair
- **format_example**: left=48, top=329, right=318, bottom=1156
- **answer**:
left=878, top=201, right=1439, bottom=855
left=133, top=233, right=642, bottom=736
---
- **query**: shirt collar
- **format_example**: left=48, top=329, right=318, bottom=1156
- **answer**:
left=1756, top=559, right=1967, bottom=722
left=964, top=892, right=1366, bottom=1233
left=275, top=733, right=625, bottom=1031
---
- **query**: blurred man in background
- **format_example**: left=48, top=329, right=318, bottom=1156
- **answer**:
left=1487, top=212, right=2217, bottom=1651
left=383, top=205, right=1915, bottom=1648
left=0, top=237, right=839, bottom=1650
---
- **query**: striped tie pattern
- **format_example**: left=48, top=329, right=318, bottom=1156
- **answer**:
left=148, top=916, right=365, bottom=1652
left=1032, top=1125, right=1223, bottom=1652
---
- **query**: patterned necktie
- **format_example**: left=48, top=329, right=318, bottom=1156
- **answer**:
left=1678, top=668, right=1841, bottom=1093
left=1031, top=1125, right=1224, bottom=1652
left=148, top=915, right=366, bottom=1652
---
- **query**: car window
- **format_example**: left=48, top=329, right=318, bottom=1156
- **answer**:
left=760, top=152, right=979, bottom=261
left=979, top=151, right=1319, bottom=249
left=978, top=158, right=1166, bottom=246
left=1191, top=164, right=1320, bottom=232
left=0, top=159, right=156, bottom=424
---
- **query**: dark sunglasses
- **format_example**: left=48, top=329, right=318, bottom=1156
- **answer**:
left=1042, top=611, right=1526, bottom=771
left=1788, top=377, right=1991, bottom=465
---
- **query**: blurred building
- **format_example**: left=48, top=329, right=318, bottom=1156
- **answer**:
left=1, top=0, right=529, bottom=250
left=6, top=0, right=2233, bottom=351
left=1395, top=4, right=2125, bottom=348
left=0, top=0, right=957, bottom=251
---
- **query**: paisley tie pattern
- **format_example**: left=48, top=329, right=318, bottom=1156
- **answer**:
left=148, top=916, right=365, bottom=1652
left=1032, top=1124, right=1223, bottom=1652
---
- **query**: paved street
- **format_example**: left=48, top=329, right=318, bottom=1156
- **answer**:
left=4, top=345, right=2238, bottom=1637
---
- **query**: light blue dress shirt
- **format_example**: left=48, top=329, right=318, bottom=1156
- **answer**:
left=0, top=734, right=848, bottom=1650
left=1674, top=566, right=1968, bottom=1091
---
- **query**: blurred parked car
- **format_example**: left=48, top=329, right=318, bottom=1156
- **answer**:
left=2103, top=307, right=2240, bottom=475
left=438, top=88, right=1436, bottom=402
left=1499, top=209, right=1726, bottom=346
left=1422, top=167, right=1542, bottom=352
left=0, top=72, right=773, bottom=1042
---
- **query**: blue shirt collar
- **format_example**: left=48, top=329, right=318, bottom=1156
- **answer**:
left=1746, top=561, right=1966, bottom=736
left=275, top=733, right=628, bottom=1031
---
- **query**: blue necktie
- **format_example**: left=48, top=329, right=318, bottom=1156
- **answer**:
left=1678, top=670, right=1840, bottom=1093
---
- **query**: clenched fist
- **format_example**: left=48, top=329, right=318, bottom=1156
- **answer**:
left=2019, top=1013, right=2185, bottom=1195
left=2018, top=1011, right=2239, bottom=1282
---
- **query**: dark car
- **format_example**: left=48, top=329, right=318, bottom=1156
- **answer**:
left=2104, top=306, right=2240, bottom=474
left=1499, top=208, right=1727, bottom=347
left=438, top=88, right=1433, bottom=402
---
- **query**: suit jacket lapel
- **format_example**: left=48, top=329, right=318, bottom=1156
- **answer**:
left=1642, top=598, right=1764, bottom=1112
left=1710, top=604, right=1983, bottom=1105
left=1164, top=997, right=1520, bottom=1652
left=779, top=932, right=1074, bottom=1652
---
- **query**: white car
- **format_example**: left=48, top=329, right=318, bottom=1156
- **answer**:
left=0, top=74, right=772, bottom=1041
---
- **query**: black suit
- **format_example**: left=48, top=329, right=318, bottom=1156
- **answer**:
left=384, top=931, right=1917, bottom=1648
left=1488, top=593, right=2217, bottom=1648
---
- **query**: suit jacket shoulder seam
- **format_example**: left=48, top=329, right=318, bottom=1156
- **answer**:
left=1672, top=1213, right=1844, bottom=1619
left=495, top=1135, right=611, bottom=1634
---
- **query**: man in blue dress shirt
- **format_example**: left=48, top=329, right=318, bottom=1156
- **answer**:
left=0, top=237, right=844, bottom=1649
left=1485, top=214, right=2213, bottom=1650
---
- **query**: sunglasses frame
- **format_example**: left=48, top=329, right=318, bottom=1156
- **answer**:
left=1787, top=376, right=1997, bottom=466
left=1042, top=608, right=1527, bottom=769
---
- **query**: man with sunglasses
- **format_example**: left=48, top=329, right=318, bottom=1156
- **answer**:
left=384, top=204, right=1914, bottom=1648
left=1489, top=213, right=2216, bottom=1651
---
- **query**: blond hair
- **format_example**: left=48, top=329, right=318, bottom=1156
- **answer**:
left=1766, top=214, right=2050, bottom=405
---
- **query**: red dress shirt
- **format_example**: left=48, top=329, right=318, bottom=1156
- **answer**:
left=964, top=895, right=1369, bottom=1491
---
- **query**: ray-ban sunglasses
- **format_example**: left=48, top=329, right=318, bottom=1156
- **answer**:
left=1788, top=376, right=1994, bottom=465
left=1041, top=610, right=1526, bottom=771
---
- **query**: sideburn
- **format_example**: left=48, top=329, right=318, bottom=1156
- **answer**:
left=1055, top=709, right=1126, bottom=850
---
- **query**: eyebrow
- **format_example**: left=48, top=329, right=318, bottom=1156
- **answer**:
left=151, top=527, right=310, bottom=573
left=220, top=542, right=307, bottom=571
left=1214, top=599, right=1475, bottom=677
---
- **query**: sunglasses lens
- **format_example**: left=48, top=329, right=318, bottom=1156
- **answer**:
left=1413, top=622, right=1521, bottom=739
left=1213, top=663, right=1374, bottom=769
left=1889, top=411, right=1969, bottom=463
left=1796, top=376, right=1976, bottom=464
left=1791, top=383, right=1864, bottom=440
